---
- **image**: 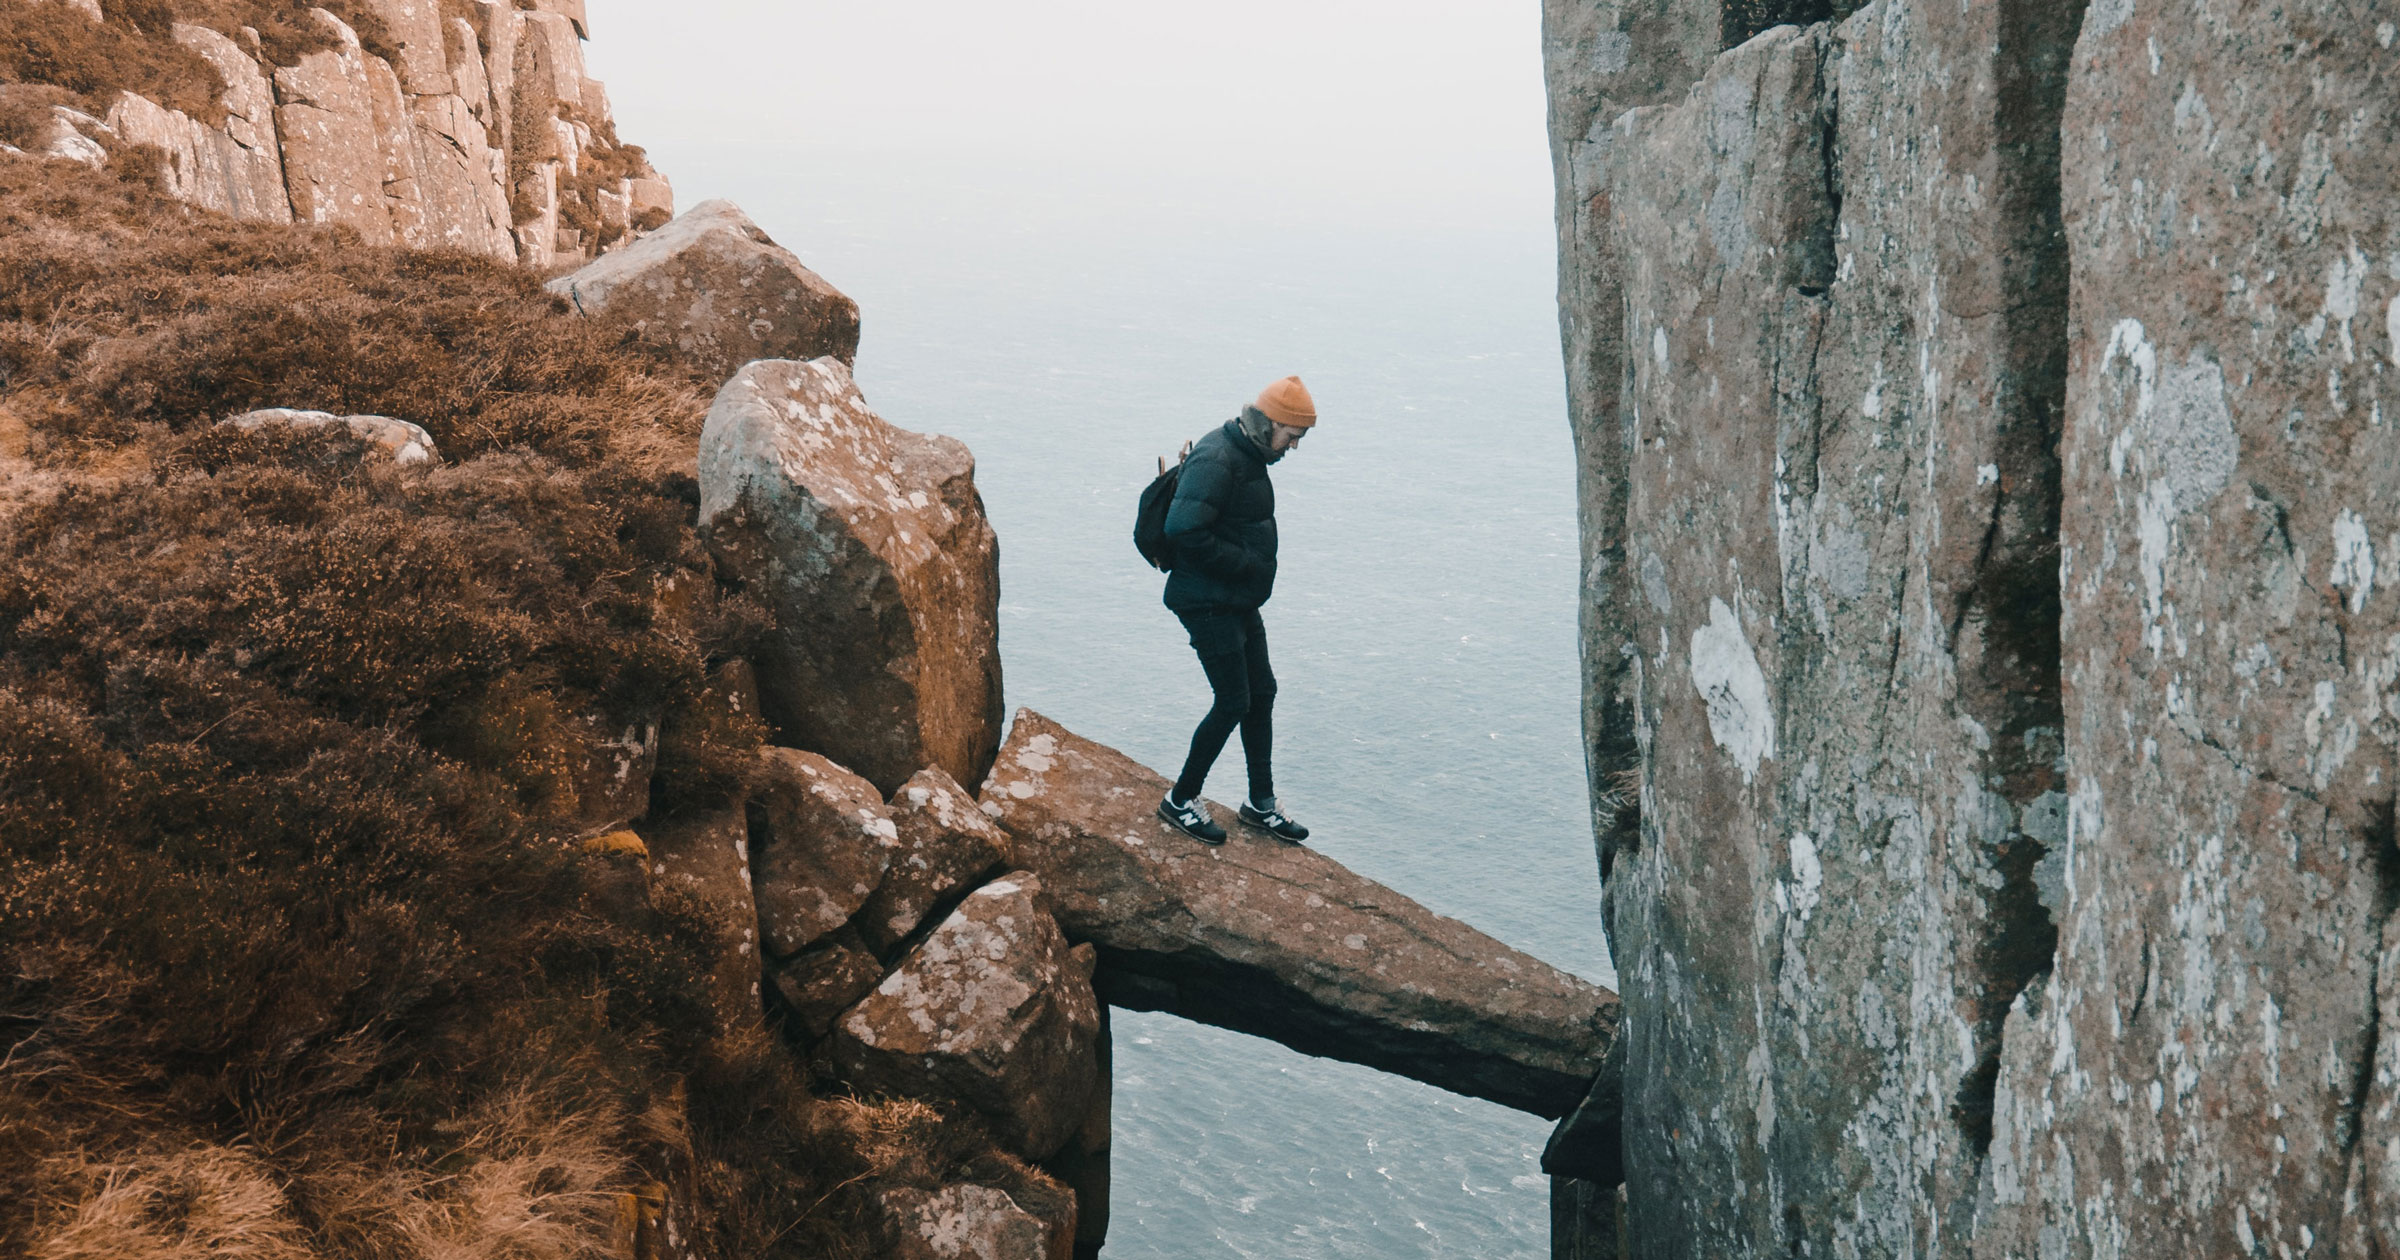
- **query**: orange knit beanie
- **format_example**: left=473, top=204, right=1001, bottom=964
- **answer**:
left=1253, top=376, right=1317, bottom=428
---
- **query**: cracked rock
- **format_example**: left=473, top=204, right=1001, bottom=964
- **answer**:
left=832, top=872, right=1101, bottom=1160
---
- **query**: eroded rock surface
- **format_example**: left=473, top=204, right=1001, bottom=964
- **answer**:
left=698, top=358, right=1003, bottom=796
left=857, top=766, right=1012, bottom=955
left=832, top=872, right=1101, bottom=1160
left=876, top=1184, right=1060, bottom=1260
left=1546, top=0, right=2400, bottom=1254
left=545, top=200, right=861, bottom=380
left=1974, top=3, right=2400, bottom=1255
left=748, top=747, right=898, bottom=959
left=978, top=709, right=1618, bottom=1118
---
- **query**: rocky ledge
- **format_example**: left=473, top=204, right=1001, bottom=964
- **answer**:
left=980, top=709, right=1621, bottom=1120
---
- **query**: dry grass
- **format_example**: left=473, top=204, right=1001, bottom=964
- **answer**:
left=0, top=0, right=403, bottom=130
left=0, top=154, right=891, bottom=1257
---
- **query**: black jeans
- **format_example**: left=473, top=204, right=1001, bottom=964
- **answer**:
left=1171, top=607, right=1275, bottom=805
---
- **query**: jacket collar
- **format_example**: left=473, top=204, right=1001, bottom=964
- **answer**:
left=1222, top=418, right=1271, bottom=466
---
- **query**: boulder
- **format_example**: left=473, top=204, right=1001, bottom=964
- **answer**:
left=545, top=200, right=860, bottom=379
left=221, top=408, right=439, bottom=463
left=856, top=767, right=1011, bottom=955
left=766, top=926, right=885, bottom=1040
left=627, top=175, right=673, bottom=224
left=28, top=106, right=110, bottom=167
left=637, top=808, right=758, bottom=1033
left=748, top=747, right=898, bottom=958
left=877, top=1184, right=1060, bottom=1260
left=978, top=709, right=1617, bottom=1118
left=832, top=873, right=1101, bottom=1160
left=697, top=358, right=1002, bottom=795
left=222, top=409, right=439, bottom=464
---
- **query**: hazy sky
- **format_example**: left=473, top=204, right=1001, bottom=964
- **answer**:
left=582, top=0, right=1557, bottom=233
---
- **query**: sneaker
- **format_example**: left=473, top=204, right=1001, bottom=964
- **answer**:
left=1157, top=795, right=1226, bottom=845
left=1238, top=801, right=1309, bottom=843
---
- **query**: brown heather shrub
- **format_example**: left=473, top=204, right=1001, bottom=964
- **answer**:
left=0, top=153, right=879, bottom=1257
left=0, top=0, right=406, bottom=135
left=0, top=0, right=226, bottom=121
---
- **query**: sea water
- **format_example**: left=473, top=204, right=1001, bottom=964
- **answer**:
left=657, top=148, right=1613, bottom=1259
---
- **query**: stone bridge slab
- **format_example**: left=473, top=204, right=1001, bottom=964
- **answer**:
left=978, top=708, right=1618, bottom=1118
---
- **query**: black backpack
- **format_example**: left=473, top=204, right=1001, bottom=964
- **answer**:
left=1134, top=443, right=1192, bottom=572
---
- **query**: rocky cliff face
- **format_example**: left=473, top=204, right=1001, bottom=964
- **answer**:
left=1547, top=0, right=2397, bottom=1253
left=11, top=0, right=669, bottom=267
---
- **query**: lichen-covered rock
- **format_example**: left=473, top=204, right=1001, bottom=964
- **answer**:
left=1971, top=3, right=2400, bottom=1255
left=832, top=873, right=1100, bottom=1160
left=222, top=408, right=439, bottom=463
left=748, top=747, right=898, bottom=958
left=856, top=766, right=1011, bottom=955
left=1599, top=5, right=2084, bottom=1250
left=876, top=1184, right=1060, bottom=1260
left=545, top=200, right=860, bottom=380
left=358, top=0, right=453, bottom=95
left=1548, top=0, right=2398, bottom=1254
left=979, top=709, right=1618, bottom=1118
left=697, top=358, right=1002, bottom=795
left=638, top=808, right=759, bottom=1034
left=273, top=11, right=403, bottom=242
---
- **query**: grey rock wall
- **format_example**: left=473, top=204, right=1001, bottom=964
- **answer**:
left=1547, top=0, right=2397, bottom=1254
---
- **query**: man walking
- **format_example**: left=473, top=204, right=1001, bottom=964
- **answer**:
left=1155, top=376, right=1316, bottom=846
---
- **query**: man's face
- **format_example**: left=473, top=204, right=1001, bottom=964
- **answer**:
left=1267, top=423, right=1308, bottom=455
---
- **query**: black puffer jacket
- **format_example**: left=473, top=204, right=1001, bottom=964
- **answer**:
left=1162, top=420, right=1277, bottom=612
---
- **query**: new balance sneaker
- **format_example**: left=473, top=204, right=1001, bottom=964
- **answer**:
left=1157, top=795, right=1226, bottom=845
left=1238, top=800, right=1309, bottom=843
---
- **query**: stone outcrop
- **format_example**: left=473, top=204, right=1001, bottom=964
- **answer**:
left=749, top=747, right=898, bottom=959
left=222, top=408, right=440, bottom=463
left=104, top=27, right=291, bottom=223
left=545, top=200, right=863, bottom=380
left=1546, top=0, right=2400, bottom=1254
left=978, top=709, right=1620, bottom=1118
left=876, top=1184, right=1062, bottom=1260
left=857, top=766, right=1012, bottom=955
left=638, top=809, right=759, bottom=1034
left=698, top=358, right=1004, bottom=796
left=831, top=873, right=1103, bottom=1160
left=20, top=3, right=667, bottom=265
left=14, top=105, right=113, bottom=167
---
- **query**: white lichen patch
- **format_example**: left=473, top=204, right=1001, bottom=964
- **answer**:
left=2330, top=509, right=2377, bottom=612
left=1690, top=597, right=1777, bottom=781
